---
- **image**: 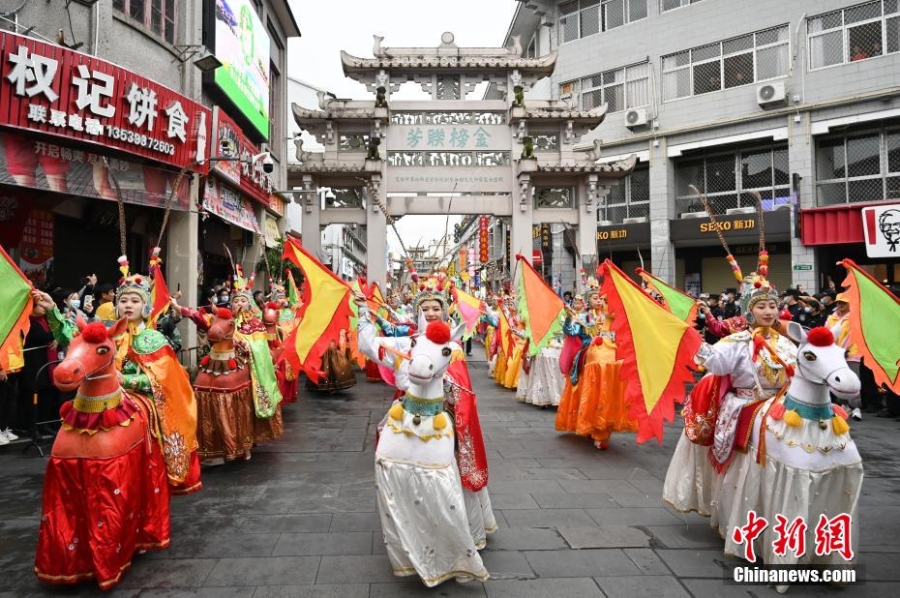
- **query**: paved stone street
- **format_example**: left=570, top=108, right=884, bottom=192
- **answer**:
left=3, top=351, right=900, bottom=597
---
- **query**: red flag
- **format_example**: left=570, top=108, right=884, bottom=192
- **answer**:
left=148, top=263, right=171, bottom=329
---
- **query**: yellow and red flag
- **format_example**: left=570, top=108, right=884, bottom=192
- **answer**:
left=148, top=263, right=171, bottom=329
left=498, top=307, right=512, bottom=359
left=840, top=259, right=900, bottom=393
left=637, top=268, right=698, bottom=326
left=452, top=287, right=484, bottom=341
left=281, top=237, right=353, bottom=383
left=600, top=260, right=701, bottom=444
left=0, top=243, right=33, bottom=373
left=516, top=254, right=565, bottom=356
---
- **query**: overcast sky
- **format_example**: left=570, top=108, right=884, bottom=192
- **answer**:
left=285, top=1, right=519, bottom=255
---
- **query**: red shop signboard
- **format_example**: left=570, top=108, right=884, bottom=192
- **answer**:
left=212, top=107, right=273, bottom=207
left=0, top=31, right=210, bottom=173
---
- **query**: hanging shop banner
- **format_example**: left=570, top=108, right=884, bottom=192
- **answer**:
left=263, top=214, right=281, bottom=248
left=212, top=107, right=274, bottom=207
left=478, top=216, right=489, bottom=264
left=0, top=189, right=30, bottom=247
left=0, top=31, right=210, bottom=173
left=0, top=130, right=191, bottom=210
left=211, top=0, right=270, bottom=139
left=203, top=177, right=261, bottom=233
left=19, top=207, right=54, bottom=286
left=862, top=203, right=900, bottom=258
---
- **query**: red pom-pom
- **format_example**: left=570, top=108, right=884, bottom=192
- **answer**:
left=228, top=359, right=238, bottom=370
left=216, top=308, right=233, bottom=319
left=59, top=401, right=73, bottom=419
left=419, top=284, right=425, bottom=291
left=81, top=322, right=109, bottom=343
left=436, top=284, right=443, bottom=292
left=833, top=404, right=849, bottom=420
left=101, top=409, right=119, bottom=429
left=266, top=302, right=279, bottom=309
left=425, top=321, right=452, bottom=345
left=200, top=355, right=210, bottom=366
left=754, top=281, right=762, bottom=288
left=807, top=327, right=834, bottom=347
left=134, top=276, right=142, bottom=284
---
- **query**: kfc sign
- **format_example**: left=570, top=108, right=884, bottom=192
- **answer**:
left=0, top=31, right=210, bottom=173
left=212, top=107, right=274, bottom=207
left=863, top=203, right=900, bottom=258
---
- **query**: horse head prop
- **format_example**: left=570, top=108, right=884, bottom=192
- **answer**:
left=207, top=308, right=236, bottom=344
left=53, top=317, right=126, bottom=393
left=406, top=321, right=455, bottom=397
left=787, top=321, right=860, bottom=403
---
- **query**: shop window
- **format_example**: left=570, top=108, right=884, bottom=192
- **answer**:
left=809, top=0, right=899, bottom=70
left=599, top=164, right=650, bottom=223
left=815, top=126, right=900, bottom=205
left=114, top=0, right=176, bottom=45
left=675, top=145, right=790, bottom=215
left=661, top=0, right=703, bottom=11
left=580, top=62, right=649, bottom=112
left=663, top=25, right=789, bottom=101
left=559, top=0, right=647, bottom=44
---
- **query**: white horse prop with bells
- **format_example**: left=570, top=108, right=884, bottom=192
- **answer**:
left=713, top=323, right=862, bottom=584
left=361, top=319, right=490, bottom=587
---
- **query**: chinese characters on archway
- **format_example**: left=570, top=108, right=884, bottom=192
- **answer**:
left=405, top=126, right=492, bottom=149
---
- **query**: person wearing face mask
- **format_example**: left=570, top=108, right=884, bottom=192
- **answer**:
left=353, top=272, right=495, bottom=586
left=37, top=251, right=201, bottom=495
left=556, top=278, right=636, bottom=450
left=59, top=288, right=90, bottom=327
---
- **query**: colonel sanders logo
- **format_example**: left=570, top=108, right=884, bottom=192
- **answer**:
left=880, top=209, right=900, bottom=252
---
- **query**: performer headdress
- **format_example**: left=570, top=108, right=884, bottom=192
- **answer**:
left=114, top=248, right=157, bottom=319
left=584, top=277, right=601, bottom=300
left=231, top=264, right=256, bottom=304
left=412, top=270, right=450, bottom=312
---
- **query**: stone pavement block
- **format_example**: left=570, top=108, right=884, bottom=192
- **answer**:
left=329, top=512, right=382, bottom=532
left=595, top=575, right=691, bottom=598
left=480, top=550, right=536, bottom=579
left=860, top=507, right=900, bottom=549
left=271, top=531, right=374, bottom=556
left=489, top=466, right=586, bottom=481
left=144, top=532, right=279, bottom=559
left=487, top=480, right=565, bottom=495
left=532, top=492, right=617, bottom=509
left=485, top=492, right=539, bottom=510
left=240, top=514, right=332, bottom=533
left=576, top=466, right=658, bottom=480
left=481, top=527, right=567, bottom=551
left=126, top=589, right=252, bottom=597
left=644, top=523, right=724, bottom=549
left=483, top=457, right=542, bottom=469
left=558, top=525, right=651, bottom=549
left=501, top=508, right=597, bottom=528
left=253, top=584, right=369, bottom=598
left=656, top=549, right=742, bottom=578
left=204, top=556, right=320, bottom=587
left=859, top=478, right=900, bottom=507
left=524, top=548, right=643, bottom=578
left=370, top=580, right=487, bottom=596
left=679, top=578, right=785, bottom=597
left=483, top=578, right=603, bottom=597
left=860, top=552, right=900, bottom=581
left=315, top=554, right=401, bottom=584
left=118, top=558, right=218, bottom=589
left=624, top=548, right=672, bottom=575
left=628, top=478, right=665, bottom=494
left=587, top=507, right=682, bottom=526
left=292, top=494, right=377, bottom=514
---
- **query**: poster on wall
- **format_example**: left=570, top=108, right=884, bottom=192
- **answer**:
left=213, top=0, right=271, bottom=139
left=862, top=203, right=900, bottom=258
left=19, top=207, right=54, bottom=287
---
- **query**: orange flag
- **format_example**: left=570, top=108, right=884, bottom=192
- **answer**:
left=515, top=254, right=565, bottom=356
left=600, top=260, right=701, bottom=444
left=281, top=238, right=353, bottom=383
left=148, top=263, right=171, bottom=329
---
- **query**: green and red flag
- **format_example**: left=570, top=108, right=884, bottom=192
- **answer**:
left=281, top=238, right=353, bottom=383
left=600, top=259, right=702, bottom=444
left=637, top=268, right=699, bottom=325
left=840, top=258, right=900, bottom=394
left=452, top=286, right=484, bottom=341
left=0, top=243, right=33, bottom=373
left=515, top=254, right=566, bottom=357
left=286, top=268, right=301, bottom=306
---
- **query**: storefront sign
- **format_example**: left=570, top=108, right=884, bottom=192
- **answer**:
left=670, top=211, right=790, bottom=243
left=268, top=194, right=285, bottom=217
left=19, top=207, right=53, bottom=285
left=595, top=221, right=651, bottom=249
left=0, top=130, right=191, bottom=210
left=862, top=203, right=900, bottom=258
left=478, top=216, right=489, bottom=264
left=793, top=264, right=813, bottom=271
left=263, top=214, right=280, bottom=248
left=0, top=31, right=210, bottom=172
left=212, top=107, right=274, bottom=207
left=211, top=0, right=270, bottom=139
left=203, top=177, right=261, bottom=233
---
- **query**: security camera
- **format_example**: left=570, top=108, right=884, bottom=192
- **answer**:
left=262, top=152, right=274, bottom=174
left=220, top=138, right=236, bottom=157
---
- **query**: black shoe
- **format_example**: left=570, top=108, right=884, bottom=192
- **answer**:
left=876, top=409, right=893, bottom=418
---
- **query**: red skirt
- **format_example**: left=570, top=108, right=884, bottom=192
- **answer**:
left=365, top=359, right=383, bottom=383
left=35, top=401, right=171, bottom=590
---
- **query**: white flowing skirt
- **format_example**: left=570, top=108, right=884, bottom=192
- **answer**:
left=711, top=406, right=864, bottom=566
left=516, top=347, right=564, bottom=407
left=375, top=424, right=489, bottom=586
left=662, top=432, right=721, bottom=517
left=464, top=487, right=498, bottom=549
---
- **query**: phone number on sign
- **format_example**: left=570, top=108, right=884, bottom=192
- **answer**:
left=105, top=126, right=176, bottom=156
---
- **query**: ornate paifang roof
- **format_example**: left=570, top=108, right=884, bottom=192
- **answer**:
left=536, top=155, right=638, bottom=178
left=287, top=162, right=375, bottom=174
left=292, top=104, right=377, bottom=125
left=340, top=50, right=557, bottom=75
left=522, top=103, right=609, bottom=126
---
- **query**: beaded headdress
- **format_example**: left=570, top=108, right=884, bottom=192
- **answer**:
left=115, top=247, right=157, bottom=319
left=412, top=270, right=451, bottom=312
left=231, top=264, right=256, bottom=304
left=584, top=277, right=601, bottom=299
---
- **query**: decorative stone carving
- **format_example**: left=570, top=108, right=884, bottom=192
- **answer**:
left=366, top=136, right=382, bottom=161
left=520, top=136, right=536, bottom=160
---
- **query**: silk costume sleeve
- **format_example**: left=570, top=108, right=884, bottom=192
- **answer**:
left=45, top=307, right=77, bottom=348
left=179, top=306, right=211, bottom=331
left=695, top=337, right=743, bottom=376
left=357, top=306, right=411, bottom=366
left=121, top=359, right=152, bottom=393
left=377, top=316, right=412, bottom=337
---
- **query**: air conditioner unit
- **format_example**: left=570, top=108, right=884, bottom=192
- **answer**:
left=757, top=81, right=787, bottom=108
left=680, top=211, right=706, bottom=219
left=624, top=108, right=649, bottom=129
left=622, top=216, right=648, bottom=224
left=598, top=220, right=613, bottom=226
left=726, top=207, right=756, bottom=215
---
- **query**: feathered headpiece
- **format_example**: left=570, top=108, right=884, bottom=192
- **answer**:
left=232, top=264, right=256, bottom=303
left=584, top=276, right=601, bottom=299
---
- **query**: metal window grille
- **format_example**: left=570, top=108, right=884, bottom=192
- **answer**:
left=662, top=25, right=789, bottom=101
left=580, top=62, right=649, bottom=112
left=675, top=146, right=791, bottom=215
left=808, top=0, right=899, bottom=70
left=535, top=187, right=578, bottom=209
left=599, top=164, right=650, bottom=223
left=559, top=0, right=648, bottom=43
left=660, top=0, right=703, bottom=11
left=113, top=0, right=176, bottom=44
left=816, top=127, right=900, bottom=206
